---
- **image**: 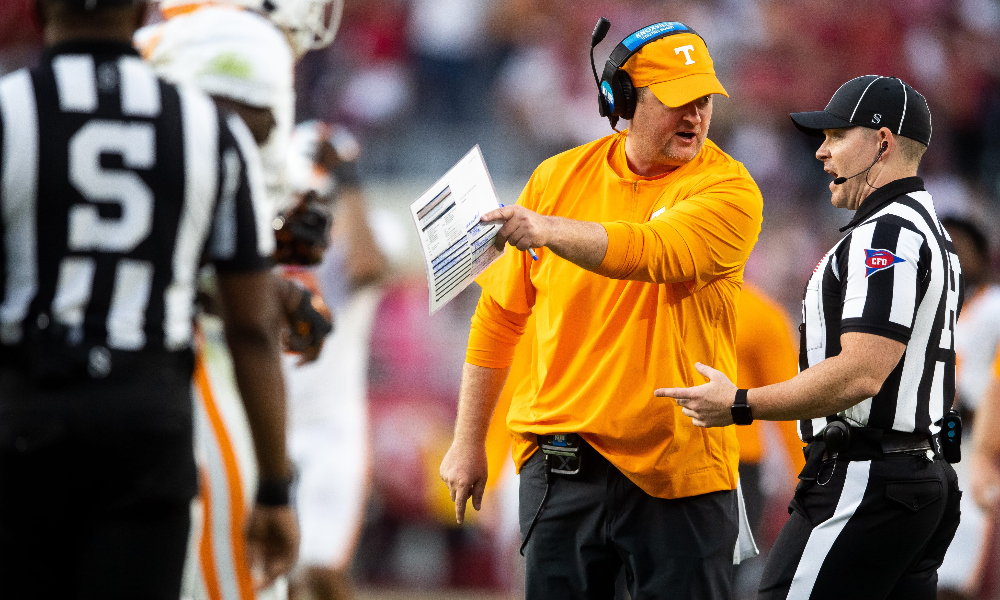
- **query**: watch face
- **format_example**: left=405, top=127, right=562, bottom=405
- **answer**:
left=731, top=404, right=753, bottom=425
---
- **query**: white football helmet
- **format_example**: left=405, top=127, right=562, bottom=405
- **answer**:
left=267, top=0, right=343, bottom=56
left=157, top=0, right=343, bottom=56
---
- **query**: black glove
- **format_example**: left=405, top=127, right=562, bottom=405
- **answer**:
left=284, top=287, right=334, bottom=362
left=274, top=191, right=332, bottom=266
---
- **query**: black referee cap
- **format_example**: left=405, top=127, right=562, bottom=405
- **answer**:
left=790, top=75, right=932, bottom=146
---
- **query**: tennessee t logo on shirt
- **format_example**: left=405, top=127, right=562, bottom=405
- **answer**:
left=865, top=248, right=906, bottom=277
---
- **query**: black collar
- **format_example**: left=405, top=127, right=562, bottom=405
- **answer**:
left=839, top=176, right=925, bottom=232
left=42, top=40, right=139, bottom=63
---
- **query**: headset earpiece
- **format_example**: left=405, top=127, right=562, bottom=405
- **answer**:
left=880, top=141, right=888, bottom=152
left=606, top=70, right=632, bottom=120
left=617, top=71, right=637, bottom=120
left=598, top=87, right=610, bottom=118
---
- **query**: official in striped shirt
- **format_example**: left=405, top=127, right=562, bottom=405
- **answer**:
left=0, top=0, right=297, bottom=596
left=657, top=75, right=962, bottom=599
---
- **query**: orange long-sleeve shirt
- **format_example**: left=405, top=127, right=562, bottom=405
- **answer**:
left=466, top=131, right=763, bottom=500
left=733, top=284, right=805, bottom=482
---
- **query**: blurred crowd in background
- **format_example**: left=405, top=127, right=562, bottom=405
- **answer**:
left=3, top=0, right=1000, bottom=597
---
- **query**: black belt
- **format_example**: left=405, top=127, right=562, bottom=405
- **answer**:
left=882, top=433, right=933, bottom=454
left=1, top=342, right=193, bottom=388
left=800, top=425, right=933, bottom=482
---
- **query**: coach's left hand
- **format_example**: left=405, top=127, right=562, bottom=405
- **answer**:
left=655, top=362, right=737, bottom=427
left=481, top=205, right=550, bottom=252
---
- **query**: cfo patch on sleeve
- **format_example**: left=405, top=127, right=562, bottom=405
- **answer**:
left=865, top=248, right=906, bottom=277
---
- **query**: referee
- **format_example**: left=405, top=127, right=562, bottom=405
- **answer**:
left=0, top=0, right=296, bottom=597
left=658, top=75, right=962, bottom=599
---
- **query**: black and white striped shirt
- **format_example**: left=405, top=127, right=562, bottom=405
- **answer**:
left=798, top=177, right=963, bottom=441
left=0, top=41, right=274, bottom=355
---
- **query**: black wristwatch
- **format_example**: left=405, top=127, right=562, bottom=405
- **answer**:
left=256, top=476, right=294, bottom=507
left=731, top=389, right=753, bottom=425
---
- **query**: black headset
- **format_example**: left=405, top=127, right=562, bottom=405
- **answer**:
left=590, top=19, right=703, bottom=130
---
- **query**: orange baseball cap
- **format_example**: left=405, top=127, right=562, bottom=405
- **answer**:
left=622, top=32, right=728, bottom=108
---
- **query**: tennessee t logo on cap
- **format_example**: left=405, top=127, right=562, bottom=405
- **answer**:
left=865, top=248, right=906, bottom=277
left=674, top=45, right=695, bottom=65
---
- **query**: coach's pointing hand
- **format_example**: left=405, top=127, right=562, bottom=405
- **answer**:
left=480, top=205, right=610, bottom=271
left=481, top=205, right=550, bottom=253
left=440, top=440, right=489, bottom=525
left=655, top=362, right=738, bottom=428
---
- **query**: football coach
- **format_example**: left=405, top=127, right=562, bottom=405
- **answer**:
left=659, top=75, right=963, bottom=599
left=440, top=20, right=763, bottom=599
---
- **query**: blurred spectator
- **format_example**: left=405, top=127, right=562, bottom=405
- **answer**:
left=0, top=0, right=41, bottom=72
left=968, top=347, right=1000, bottom=600
left=296, top=0, right=412, bottom=129
left=948, top=217, right=1000, bottom=417
left=408, top=0, right=496, bottom=124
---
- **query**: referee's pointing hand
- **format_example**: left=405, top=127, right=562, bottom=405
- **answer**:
left=655, top=362, right=737, bottom=428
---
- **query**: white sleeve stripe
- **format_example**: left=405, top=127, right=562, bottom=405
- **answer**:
left=164, top=86, right=219, bottom=350
left=841, top=224, right=875, bottom=320
left=0, top=69, right=39, bottom=345
left=226, top=113, right=275, bottom=257
left=52, top=55, right=97, bottom=113
left=887, top=227, right=923, bottom=327
left=118, top=56, right=161, bottom=118
left=209, top=148, right=240, bottom=261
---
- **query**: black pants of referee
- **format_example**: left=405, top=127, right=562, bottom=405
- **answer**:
left=758, top=449, right=960, bottom=600
left=519, top=440, right=739, bottom=600
left=0, top=360, right=198, bottom=600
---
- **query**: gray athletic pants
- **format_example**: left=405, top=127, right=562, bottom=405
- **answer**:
left=519, top=440, right=739, bottom=600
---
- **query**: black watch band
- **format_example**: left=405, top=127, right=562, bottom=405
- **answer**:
left=255, top=477, right=293, bottom=507
left=731, top=388, right=753, bottom=425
